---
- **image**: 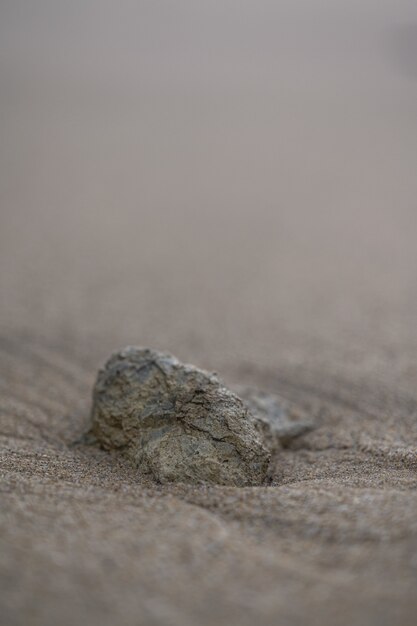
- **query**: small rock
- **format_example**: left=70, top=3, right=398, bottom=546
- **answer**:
left=90, top=347, right=314, bottom=486
left=235, top=385, right=314, bottom=449
left=91, top=347, right=271, bottom=486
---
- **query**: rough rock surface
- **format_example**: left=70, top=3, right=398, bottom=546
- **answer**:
left=90, top=347, right=273, bottom=486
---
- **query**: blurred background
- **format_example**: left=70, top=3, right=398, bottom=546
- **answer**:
left=1, top=0, right=417, bottom=393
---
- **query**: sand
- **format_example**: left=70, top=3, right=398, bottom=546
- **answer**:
left=1, top=2, right=417, bottom=625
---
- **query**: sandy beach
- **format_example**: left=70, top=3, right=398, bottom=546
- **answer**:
left=1, top=2, right=417, bottom=624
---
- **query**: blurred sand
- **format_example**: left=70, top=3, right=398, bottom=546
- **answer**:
left=1, top=2, right=417, bottom=625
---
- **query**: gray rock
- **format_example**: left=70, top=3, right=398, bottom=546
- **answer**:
left=90, top=347, right=271, bottom=486
left=90, top=347, right=314, bottom=486
left=235, top=385, right=314, bottom=449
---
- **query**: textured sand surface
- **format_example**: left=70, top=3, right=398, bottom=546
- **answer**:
left=1, top=2, right=417, bottom=625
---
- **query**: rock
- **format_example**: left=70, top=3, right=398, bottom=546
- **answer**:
left=235, top=385, right=314, bottom=449
left=90, top=347, right=271, bottom=486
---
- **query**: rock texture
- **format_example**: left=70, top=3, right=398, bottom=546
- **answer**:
left=90, top=347, right=272, bottom=486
